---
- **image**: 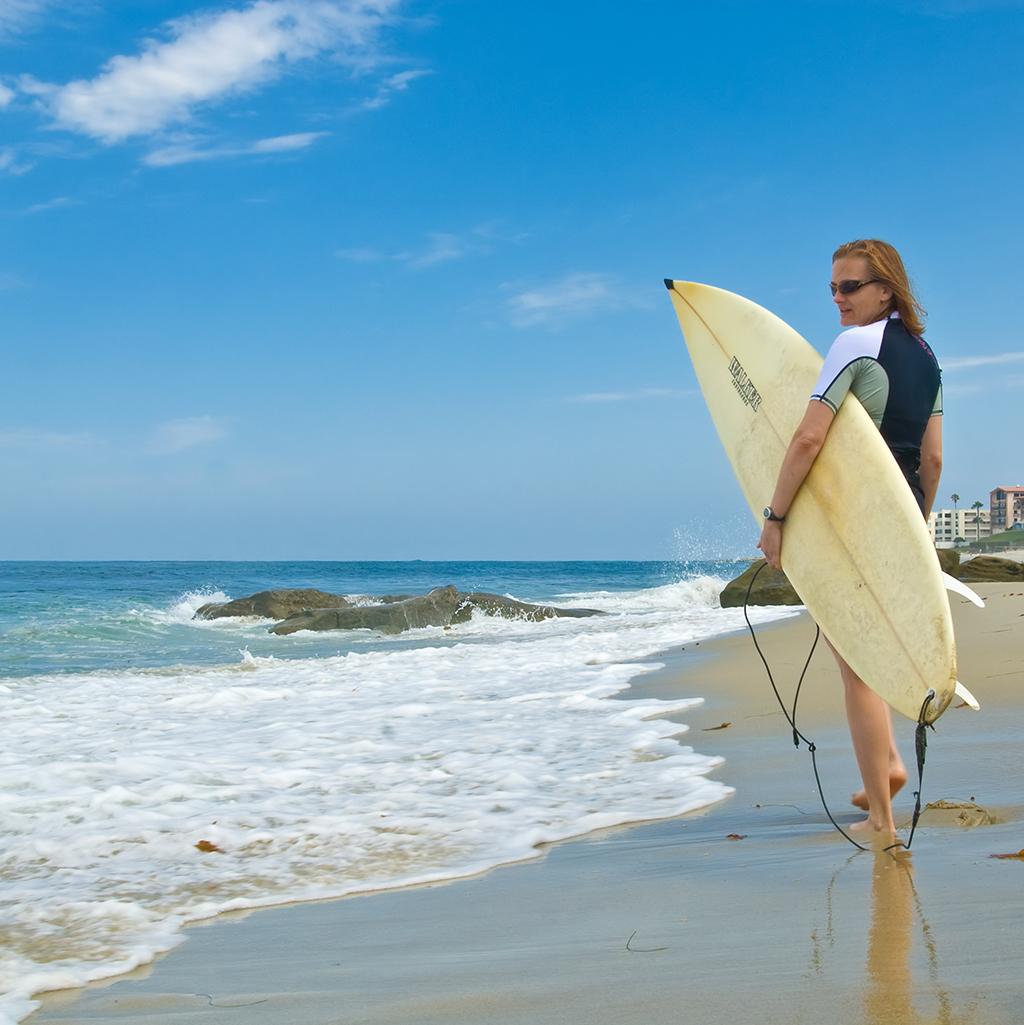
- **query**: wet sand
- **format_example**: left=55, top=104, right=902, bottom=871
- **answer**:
left=30, top=585, right=1024, bottom=1025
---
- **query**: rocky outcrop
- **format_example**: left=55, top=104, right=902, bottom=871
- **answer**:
left=269, top=585, right=602, bottom=635
left=957, top=556, right=1024, bottom=582
left=195, top=589, right=351, bottom=621
left=195, top=585, right=603, bottom=635
left=719, top=560, right=802, bottom=608
left=718, top=546, right=1008, bottom=608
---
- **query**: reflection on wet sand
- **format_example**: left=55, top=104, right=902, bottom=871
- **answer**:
left=865, top=852, right=915, bottom=1023
left=863, top=851, right=976, bottom=1025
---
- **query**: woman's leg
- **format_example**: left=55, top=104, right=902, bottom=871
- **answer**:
left=850, top=705, right=907, bottom=812
left=833, top=651, right=900, bottom=833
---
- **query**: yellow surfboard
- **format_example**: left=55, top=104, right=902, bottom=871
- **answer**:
left=665, top=280, right=956, bottom=723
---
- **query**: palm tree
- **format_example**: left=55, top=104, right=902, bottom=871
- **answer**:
left=972, top=500, right=984, bottom=542
left=950, top=493, right=961, bottom=544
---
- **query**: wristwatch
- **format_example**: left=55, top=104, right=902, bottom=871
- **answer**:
left=762, top=506, right=785, bottom=523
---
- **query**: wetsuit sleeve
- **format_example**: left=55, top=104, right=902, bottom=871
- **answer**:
left=812, top=361, right=858, bottom=413
left=931, top=378, right=943, bottom=416
left=810, top=323, right=887, bottom=417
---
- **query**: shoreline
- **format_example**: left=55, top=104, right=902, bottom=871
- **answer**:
left=27, top=585, right=1024, bottom=1024
left=8, top=602, right=790, bottom=1024
left=3, top=564, right=764, bottom=1025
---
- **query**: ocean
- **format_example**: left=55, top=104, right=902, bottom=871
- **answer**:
left=0, top=560, right=794, bottom=1023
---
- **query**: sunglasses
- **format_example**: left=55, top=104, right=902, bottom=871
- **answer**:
left=830, top=278, right=880, bottom=296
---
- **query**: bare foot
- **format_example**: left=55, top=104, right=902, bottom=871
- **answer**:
left=851, top=765, right=908, bottom=811
left=849, top=817, right=898, bottom=845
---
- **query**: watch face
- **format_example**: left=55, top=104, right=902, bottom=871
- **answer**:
left=763, top=507, right=772, bottom=519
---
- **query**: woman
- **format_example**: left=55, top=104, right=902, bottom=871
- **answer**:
left=757, top=239, right=943, bottom=838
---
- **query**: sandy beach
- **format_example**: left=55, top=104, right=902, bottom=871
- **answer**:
left=29, top=584, right=1024, bottom=1025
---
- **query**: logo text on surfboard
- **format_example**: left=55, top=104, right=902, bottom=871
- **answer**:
left=728, top=356, right=762, bottom=411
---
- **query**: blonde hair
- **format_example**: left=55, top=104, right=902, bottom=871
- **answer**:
left=832, top=239, right=926, bottom=336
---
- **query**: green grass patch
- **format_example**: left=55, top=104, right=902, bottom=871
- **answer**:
left=959, top=527, right=1024, bottom=551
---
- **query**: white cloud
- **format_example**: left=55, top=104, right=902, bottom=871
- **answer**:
left=0, top=0, right=51, bottom=37
left=26, top=0, right=405, bottom=143
left=506, top=272, right=635, bottom=327
left=0, top=146, right=34, bottom=175
left=21, top=195, right=74, bottom=214
left=0, top=427, right=98, bottom=448
left=567, top=388, right=694, bottom=404
left=943, top=352, right=1024, bottom=370
left=251, top=131, right=326, bottom=154
left=149, top=415, right=228, bottom=454
left=402, top=231, right=466, bottom=268
left=336, top=224, right=522, bottom=270
left=358, top=68, right=431, bottom=110
left=144, top=130, right=328, bottom=166
left=0, top=82, right=14, bottom=107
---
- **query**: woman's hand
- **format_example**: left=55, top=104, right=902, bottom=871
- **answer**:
left=757, top=520, right=783, bottom=570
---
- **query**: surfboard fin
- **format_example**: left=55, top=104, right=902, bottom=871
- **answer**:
left=954, top=680, right=981, bottom=711
left=942, top=572, right=985, bottom=608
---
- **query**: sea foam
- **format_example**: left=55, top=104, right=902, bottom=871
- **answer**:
left=0, top=577, right=794, bottom=1023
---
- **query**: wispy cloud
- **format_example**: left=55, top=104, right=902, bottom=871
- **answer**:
left=941, top=382, right=986, bottom=396
left=1, top=418, right=234, bottom=455
left=402, top=231, right=467, bottom=268
left=0, top=145, right=34, bottom=175
left=21, top=0, right=408, bottom=144
left=337, top=224, right=524, bottom=270
left=567, top=388, right=695, bottom=404
left=943, top=351, right=1024, bottom=370
left=0, top=82, right=14, bottom=107
left=358, top=68, right=431, bottom=110
left=149, top=415, right=228, bottom=454
left=505, top=272, right=644, bottom=327
left=0, top=427, right=98, bottom=449
left=144, top=131, right=329, bottom=167
left=21, top=195, right=74, bottom=214
left=0, top=0, right=52, bottom=37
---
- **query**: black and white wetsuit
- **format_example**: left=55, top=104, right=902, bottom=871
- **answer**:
left=810, top=312, right=942, bottom=513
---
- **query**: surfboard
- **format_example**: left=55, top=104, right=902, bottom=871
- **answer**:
left=665, top=280, right=957, bottom=723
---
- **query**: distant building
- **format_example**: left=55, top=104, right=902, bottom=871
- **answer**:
left=990, top=486, right=1024, bottom=533
left=928, top=507, right=991, bottom=546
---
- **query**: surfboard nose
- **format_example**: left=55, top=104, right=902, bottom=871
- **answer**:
left=664, top=280, right=701, bottom=327
left=663, top=279, right=702, bottom=298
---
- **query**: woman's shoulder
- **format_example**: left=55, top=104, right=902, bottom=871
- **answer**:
left=825, top=320, right=887, bottom=361
left=913, top=332, right=941, bottom=367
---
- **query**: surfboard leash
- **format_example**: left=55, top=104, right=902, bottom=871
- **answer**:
left=904, top=691, right=936, bottom=850
left=742, top=562, right=935, bottom=854
left=741, top=563, right=868, bottom=851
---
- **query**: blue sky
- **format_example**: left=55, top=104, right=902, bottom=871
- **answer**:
left=2, top=0, right=1022, bottom=560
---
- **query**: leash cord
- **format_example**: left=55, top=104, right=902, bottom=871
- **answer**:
left=742, top=562, right=868, bottom=851
left=742, top=563, right=935, bottom=853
